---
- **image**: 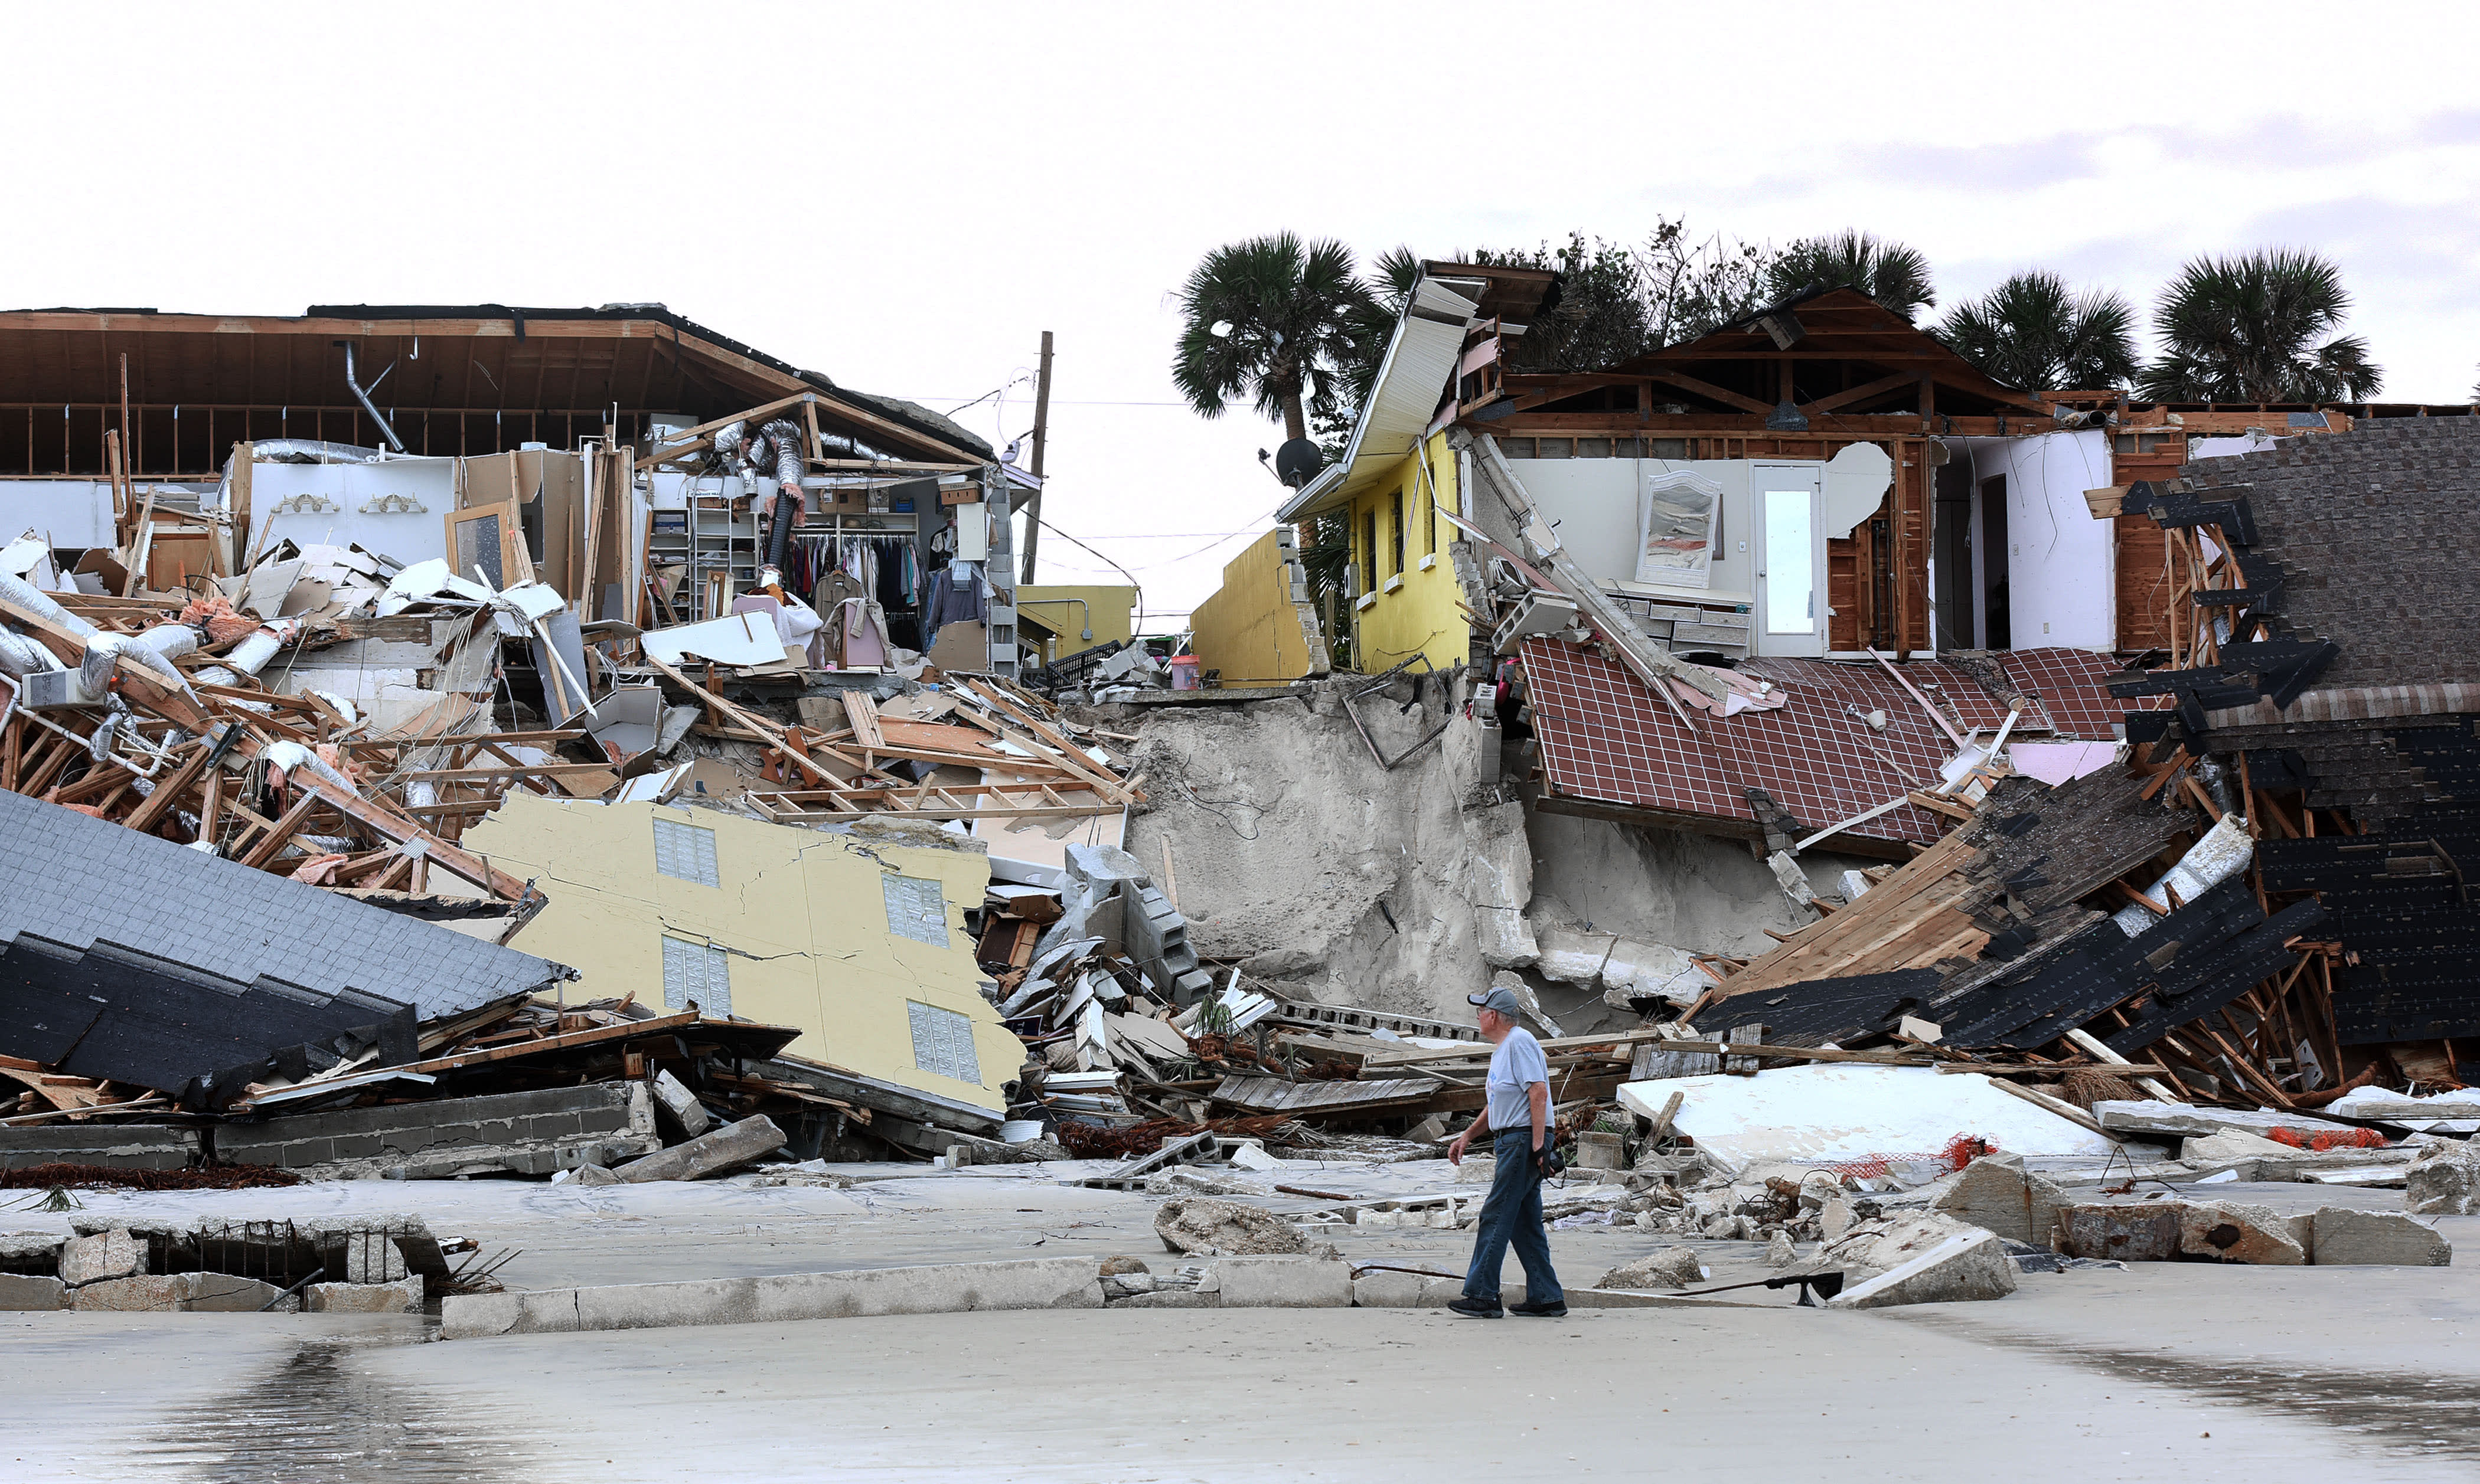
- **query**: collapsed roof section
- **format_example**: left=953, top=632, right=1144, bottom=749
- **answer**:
left=0, top=787, right=573, bottom=1103
left=0, top=302, right=988, bottom=478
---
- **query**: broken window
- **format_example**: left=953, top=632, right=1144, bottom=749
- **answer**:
left=651, top=817, right=719, bottom=887
left=908, top=999, right=980, bottom=1084
left=882, top=874, right=949, bottom=947
left=660, top=936, right=732, bottom=1015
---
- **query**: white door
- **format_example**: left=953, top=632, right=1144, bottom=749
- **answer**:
left=1754, top=465, right=1826, bottom=658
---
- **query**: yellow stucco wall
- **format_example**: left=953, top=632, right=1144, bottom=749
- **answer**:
left=1188, top=529, right=1319, bottom=683
left=1016, top=584, right=1135, bottom=662
left=462, top=794, right=1017, bottom=1114
left=1345, top=431, right=1466, bottom=672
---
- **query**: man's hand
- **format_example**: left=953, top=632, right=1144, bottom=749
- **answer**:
left=1447, top=1132, right=1469, bottom=1166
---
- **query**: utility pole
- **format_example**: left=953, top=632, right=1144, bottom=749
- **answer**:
left=1019, top=330, right=1052, bottom=585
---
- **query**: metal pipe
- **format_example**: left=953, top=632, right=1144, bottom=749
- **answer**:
left=337, top=343, right=406, bottom=453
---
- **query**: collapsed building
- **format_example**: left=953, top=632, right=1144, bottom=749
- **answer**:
left=2, top=279, right=2479, bottom=1333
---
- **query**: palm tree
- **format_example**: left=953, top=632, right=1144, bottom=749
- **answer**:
left=2137, top=250, right=2381, bottom=403
left=1173, top=233, right=1377, bottom=443
left=1310, top=246, right=1423, bottom=456
left=1765, top=230, right=1936, bottom=321
left=1937, top=272, right=2139, bottom=392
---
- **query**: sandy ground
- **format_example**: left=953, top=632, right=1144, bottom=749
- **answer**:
left=7, top=1173, right=2477, bottom=1482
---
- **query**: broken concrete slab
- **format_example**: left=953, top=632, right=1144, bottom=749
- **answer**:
left=1212, top=1256, right=1353, bottom=1308
left=1154, top=1196, right=1317, bottom=1256
left=307, top=1276, right=425, bottom=1313
left=0, top=1273, right=64, bottom=1310
left=2406, top=1139, right=2480, bottom=1215
left=2055, top=1200, right=2305, bottom=1264
left=439, top=1257, right=1105, bottom=1339
left=2181, top=1129, right=2303, bottom=1165
left=66, top=1271, right=291, bottom=1312
left=1595, top=1247, right=1706, bottom=1290
left=182, top=1274, right=294, bottom=1313
left=614, top=1114, right=785, bottom=1183
left=651, top=1070, right=712, bottom=1139
left=2093, top=1099, right=2355, bottom=1143
left=58, top=1228, right=141, bottom=1287
left=0, top=1230, right=67, bottom=1270
left=1928, top=1155, right=2069, bottom=1247
left=1350, top=1270, right=1462, bottom=1308
left=1827, top=1228, right=2018, bottom=1309
left=2310, top=1207, right=2451, bottom=1266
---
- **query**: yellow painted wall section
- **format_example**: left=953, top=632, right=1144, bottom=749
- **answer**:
left=461, top=794, right=1015, bottom=1114
left=1349, top=432, right=1466, bottom=672
left=1189, top=529, right=1316, bottom=683
left=1016, top=584, right=1135, bottom=662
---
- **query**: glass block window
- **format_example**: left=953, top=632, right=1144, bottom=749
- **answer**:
left=651, top=818, right=719, bottom=887
left=660, top=936, right=732, bottom=1016
left=882, top=874, right=949, bottom=947
left=908, top=1000, right=980, bottom=1084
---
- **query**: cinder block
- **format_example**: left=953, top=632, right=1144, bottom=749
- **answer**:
left=0, top=1125, right=200, bottom=1171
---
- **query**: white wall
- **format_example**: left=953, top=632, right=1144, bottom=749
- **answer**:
left=1957, top=430, right=2115, bottom=651
left=243, top=457, right=461, bottom=567
left=1510, top=457, right=1758, bottom=599
left=0, top=480, right=123, bottom=548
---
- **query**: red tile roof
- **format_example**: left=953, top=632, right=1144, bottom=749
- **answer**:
left=1519, top=641, right=2151, bottom=848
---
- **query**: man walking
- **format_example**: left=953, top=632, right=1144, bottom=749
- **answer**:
left=1444, top=985, right=1565, bottom=1318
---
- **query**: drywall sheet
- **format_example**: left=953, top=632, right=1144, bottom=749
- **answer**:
left=1616, top=1063, right=2117, bottom=1168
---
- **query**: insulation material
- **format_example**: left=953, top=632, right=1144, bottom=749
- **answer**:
left=2008, top=740, right=2120, bottom=786
left=2112, top=813, right=2253, bottom=937
left=1616, top=1063, right=2119, bottom=1171
left=0, top=570, right=97, bottom=638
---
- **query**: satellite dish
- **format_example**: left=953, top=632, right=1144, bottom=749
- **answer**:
left=1273, top=438, right=1325, bottom=488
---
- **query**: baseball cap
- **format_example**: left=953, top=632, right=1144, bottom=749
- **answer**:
left=1467, top=985, right=1523, bottom=1018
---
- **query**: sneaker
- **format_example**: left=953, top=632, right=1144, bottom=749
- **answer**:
left=1509, top=1299, right=1568, bottom=1318
left=1447, top=1297, right=1503, bottom=1319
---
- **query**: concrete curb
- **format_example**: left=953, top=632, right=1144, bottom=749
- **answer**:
left=441, top=1257, right=1108, bottom=1339
left=442, top=1256, right=1784, bottom=1339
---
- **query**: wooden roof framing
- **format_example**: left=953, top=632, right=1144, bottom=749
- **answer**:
left=1473, top=287, right=2050, bottom=432
left=0, top=303, right=984, bottom=476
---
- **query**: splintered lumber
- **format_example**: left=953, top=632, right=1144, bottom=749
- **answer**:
left=1209, top=1075, right=1450, bottom=1117
left=1715, top=831, right=1985, bottom=997
left=645, top=652, right=870, bottom=787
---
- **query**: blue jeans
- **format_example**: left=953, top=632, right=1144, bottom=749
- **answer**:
left=1463, top=1126, right=1564, bottom=1306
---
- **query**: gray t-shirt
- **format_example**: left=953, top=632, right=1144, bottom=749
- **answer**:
left=1486, top=1027, right=1549, bottom=1136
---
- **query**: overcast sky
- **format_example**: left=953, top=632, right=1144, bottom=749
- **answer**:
left=11, top=3, right=2478, bottom=623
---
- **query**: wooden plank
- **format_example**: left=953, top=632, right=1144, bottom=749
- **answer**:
left=841, top=689, right=886, bottom=752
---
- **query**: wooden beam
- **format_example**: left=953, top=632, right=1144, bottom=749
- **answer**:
left=1805, top=370, right=1919, bottom=415
left=1643, top=369, right=1772, bottom=416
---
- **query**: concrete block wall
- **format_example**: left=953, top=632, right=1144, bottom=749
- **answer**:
left=218, top=1081, right=658, bottom=1178
left=0, top=1125, right=200, bottom=1171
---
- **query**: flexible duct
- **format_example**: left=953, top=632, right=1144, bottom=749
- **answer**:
left=760, top=419, right=804, bottom=572
left=132, top=624, right=197, bottom=665
left=0, top=571, right=97, bottom=639
left=260, top=738, right=362, bottom=797
left=712, top=420, right=748, bottom=470
left=0, top=629, right=58, bottom=679
left=81, top=629, right=196, bottom=698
